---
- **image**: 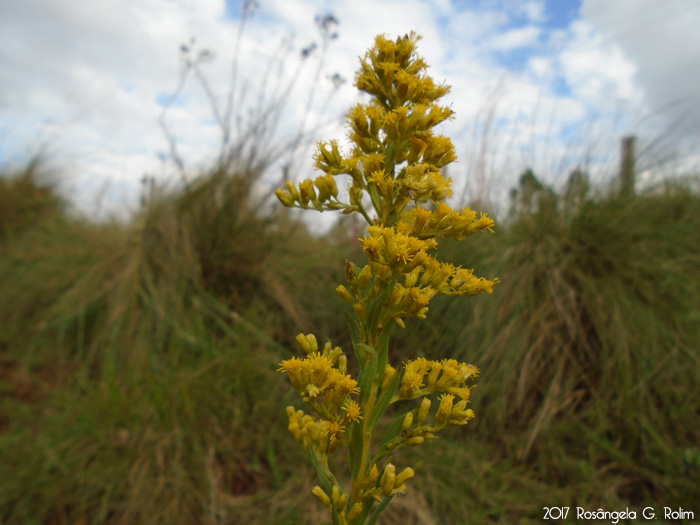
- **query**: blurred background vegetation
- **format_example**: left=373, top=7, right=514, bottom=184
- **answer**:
left=1, top=10, right=699, bottom=522
left=0, top=140, right=698, bottom=524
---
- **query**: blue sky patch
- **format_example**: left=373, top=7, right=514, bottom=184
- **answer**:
left=543, top=0, right=581, bottom=29
left=224, top=0, right=241, bottom=20
left=156, top=92, right=185, bottom=108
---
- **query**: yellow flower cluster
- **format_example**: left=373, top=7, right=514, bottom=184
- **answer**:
left=286, top=404, right=362, bottom=456
left=276, top=32, right=481, bottom=229
left=397, top=357, right=478, bottom=401
left=355, top=33, right=449, bottom=107
left=337, top=226, right=498, bottom=328
left=376, top=392, right=476, bottom=456
left=275, top=172, right=344, bottom=211
left=279, top=333, right=363, bottom=457
left=275, top=32, right=499, bottom=524
left=311, top=462, right=414, bottom=521
left=397, top=201, right=496, bottom=241
left=279, top=353, right=357, bottom=407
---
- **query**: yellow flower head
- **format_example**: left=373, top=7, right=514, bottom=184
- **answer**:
left=342, top=400, right=363, bottom=423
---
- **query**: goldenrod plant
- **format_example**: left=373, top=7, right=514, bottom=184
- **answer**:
left=275, top=32, right=499, bottom=524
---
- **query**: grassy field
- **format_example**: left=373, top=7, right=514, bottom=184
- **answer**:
left=0, top=159, right=698, bottom=524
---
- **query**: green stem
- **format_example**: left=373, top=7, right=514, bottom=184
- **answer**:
left=356, top=201, right=374, bottom=225
left=351, top=381, right=378, bottom=505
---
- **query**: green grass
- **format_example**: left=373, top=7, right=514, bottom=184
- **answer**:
left=394, top=175, right=700, bottom=517
left=0, top=162, right=698, bottom=523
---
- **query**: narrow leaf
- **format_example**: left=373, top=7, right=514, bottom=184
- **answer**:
left=366, top=283, right=395, bottom=334
left=359, top=358, right=377, bottom=405
left=375, top=320, right=395, bottom=376
left=309, top=449, right=332, bottom=494
left=368, top=370, right=401, bottom=432
left=346, top=313, right=364, bottom=368
left=379, top=413, right=405, bottom=451
left=356, top=342, right=377, bottom=358
left=368, top=496, right=393, bottom=525
left=349, top=421, right=364, bottom=478
left=357, top=499, right=375, bottom=524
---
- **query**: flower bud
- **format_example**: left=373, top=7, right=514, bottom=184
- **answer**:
left=356, top=265, right=372, bottom=288
left=407, top=436, right=425, bottom=446
left=306, top=334, right=318, bottom=354
left=417, top=397, right=431, bottom=424
left=452, top=399, right=468, bottom=416
left=436, top=393, right=455, bottom=426
left=312, top=485, right=331, bottom=507
left=368, top=464, right=380, bottom=486
left=325, top=173, right=338, bottom=198
left=350, top=185, right=364, bottom=206
left=381, top=463, right=395, bottom=496
left=295, top=333, right=318, bottom=354
left=348, top=503, right=363, bottom=521
left=401, top=412, right=414, bottom=431
left=299, top=179, right=315, bottom=205
left=404, top=266, right=421, bottom=288
left=381, top=364, right=397, bottom=390
left=295, top=333, right=307, bottom=352
left=328, top=345, right=342, bottom=362
left=335, top=492, right=349, bottom=513
left=345, top=259, right=357, bottom=283
left=427, top=361, right=442, bottom=386
left=314, top=175, right=330, bottom=202
left=285, top=180, right=300, bottom=201
left=331, top=485, right=341, bottom=504
left=336, top=285, right=354, bottom=305
left=274, top=188, right=295, bottom=207
left=353, top=303, right=366, bottom=320
left=395, top=466, right=415, bottom=486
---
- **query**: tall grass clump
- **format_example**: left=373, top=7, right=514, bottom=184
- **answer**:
left=0, top=159, right=63, bottom=243
left=0, top=7, right=354, bottom=517
left=0, top=156, right=348, bottom=524
left=390, top=171, right=700, bottom=516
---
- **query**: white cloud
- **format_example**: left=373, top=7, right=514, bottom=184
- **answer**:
left=484, top=26, right=541, bottom=52
left=558, top=20, right=642, bottom=112
left=0, top=0, right=698, bottom=223
left=580, top=0, right=700, bottom=140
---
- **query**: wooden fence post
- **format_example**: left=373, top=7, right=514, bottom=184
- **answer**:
left=619, top=135, right=636, bottom=199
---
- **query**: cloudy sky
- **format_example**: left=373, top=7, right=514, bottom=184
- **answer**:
left=1, top=0, right=699, bottom=220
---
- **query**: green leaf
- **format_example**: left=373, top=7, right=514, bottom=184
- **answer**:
left=375, top=320, right=395, bottom=377
left=357, top=499, right=376, bottom=524
left=346, top=313, right=364, bottom=367
left=355, top=343, right=377, bottom=359
left=331, top=506, right=340, bottom=525
left=309, top=449, right=332, bottom=494
left=359, top=358, right=377, bottom=405
left=379, top=413, right=405, bottom=451
left=384, top=141, right=396, bottom=175
left=366, top=283, right=395, bottom=335
left=266, top=441, right=283, bottom=488
left=368, top=496, right=393, bottom=525
left=348, top=420, right=364, bottom=478
left=367, top=183, right=382, bottom=216
left=347, top=313, right=361, bottom=346
left=368, top=370, right=401, bottom=432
